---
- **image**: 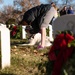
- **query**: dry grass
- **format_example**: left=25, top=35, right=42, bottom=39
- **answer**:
left=0, top=39, right=75, bottom=75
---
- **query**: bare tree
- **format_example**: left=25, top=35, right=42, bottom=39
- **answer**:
left=2, top=5, right=14, bottom=14
left=47, top=0, right=75, bottom=10
left=12, top=0, right=41, bottom=23
left=47, top=0, right=75, bottom=6
left=0, top=0, right=3, bottom=3
left=0, top=5, right=14, bottom=23
left=13, top=0, right=41, bottom=12
left=60, top=0, right=75, bottom=5
left=47, top=0, right=60, bottom=4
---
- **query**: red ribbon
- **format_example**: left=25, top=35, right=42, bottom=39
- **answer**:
left=48, top=33, right=74, bottom=75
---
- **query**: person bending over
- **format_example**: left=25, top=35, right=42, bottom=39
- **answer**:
left=19, top=3, right=58, bottom=49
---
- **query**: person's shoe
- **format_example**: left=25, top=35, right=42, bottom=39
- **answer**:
left=37, top=45, right=44, bottom=50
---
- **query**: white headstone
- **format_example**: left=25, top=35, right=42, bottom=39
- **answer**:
left=0, top=26, right=10, bottom=69
left=0, top=23, right=6, bottom=27
left=48, top=25, right=54, bottom=41
left=52, top=14, right=75, bottom=38
left=22, top=26, right=27, bottom=39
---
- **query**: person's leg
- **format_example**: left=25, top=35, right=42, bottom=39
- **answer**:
left=38, top=7, right=58, bottom=49
left=40, top=27, right=46, bottom=48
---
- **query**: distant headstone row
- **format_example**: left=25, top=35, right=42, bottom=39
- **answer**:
left=0, top=14, right=75, bottom=69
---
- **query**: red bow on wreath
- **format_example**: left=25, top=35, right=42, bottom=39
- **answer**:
left=48, top=32, right=74, bottom=75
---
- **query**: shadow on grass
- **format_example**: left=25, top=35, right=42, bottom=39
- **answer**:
left=37, top=59, right=54, bottom=75
left=45, top=61, right=54, bottom=75
left=11, top=41, right=29, bottom=45
left=10, top=39, right=29, bottom=45
left=0, top=73, right=16, bottom=75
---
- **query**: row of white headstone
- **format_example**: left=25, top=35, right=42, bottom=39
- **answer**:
left=1, top=14, right=74, bottom=69
left=0, top=24, right=53, bottom=69
left=22, top=25, right=53, bottom=40
left=0, top=24, right=27, bottom=69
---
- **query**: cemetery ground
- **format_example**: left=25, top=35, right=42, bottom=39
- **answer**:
left=0, top=39, right=75, bottom=75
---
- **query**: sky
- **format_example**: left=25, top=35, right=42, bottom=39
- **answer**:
left=40, top=0, right=48, bottom=4
left=0, top=0, right=48, bottom=8
left=3, top=0, right=13, bottom=5
left=0, top=0, right=13, bottom=8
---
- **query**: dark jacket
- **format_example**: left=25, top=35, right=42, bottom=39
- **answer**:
left=22, top=4, right=51, bottom=34
left=67, top=9, right=74, bottom=14
left=60, top=10, right=67, bottom=16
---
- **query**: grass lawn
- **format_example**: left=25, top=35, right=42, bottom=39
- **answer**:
left=0, top=39, right=75, bottom=75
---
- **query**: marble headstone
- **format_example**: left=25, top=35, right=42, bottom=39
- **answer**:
left=0, top=26, right=10, bottom=69
left=22, top=26, right=27, bottom=39
left=52, top=14, right=75, bottom=38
